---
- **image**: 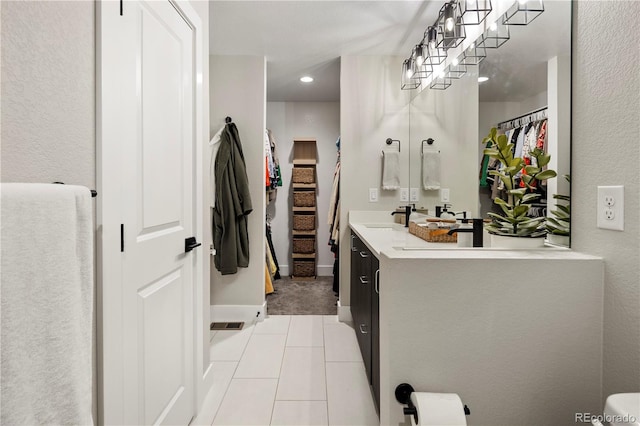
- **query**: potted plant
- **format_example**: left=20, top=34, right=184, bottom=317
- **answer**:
left=546, top=174, right=571, bottom=246
left=482, top=127, right=557, bottom=248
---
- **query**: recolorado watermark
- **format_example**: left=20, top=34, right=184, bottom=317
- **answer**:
left=575, top=412, right=638, bottom=424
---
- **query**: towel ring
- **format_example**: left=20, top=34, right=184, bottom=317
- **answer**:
left=421, top=139, right=438, bottom=155
left=384, top=138, right=401, bottom=154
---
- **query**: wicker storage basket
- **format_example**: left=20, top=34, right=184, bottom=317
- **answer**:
left=409, top=221, right=457, bottom=243
left=293, top=238, right=315, bottom=254
left=292, top=167, right=314, bottom=184
left=293, top=214, right=315, bottom=231
left=293, top=260, right=315, bottom=277
left=293, top=191, right=315, bottom=207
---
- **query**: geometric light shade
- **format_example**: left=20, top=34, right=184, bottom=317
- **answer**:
left=401, top=58, right=420, bottom=90
left=459, top=42, right=487, bottom=65
left=412, top=44, right=433, bottom=79
left=503, top=0, right=544, bottom=26
left=430, top=74, right=452, bottom=90
left=436, top=1, right=466, bottom=51
left=446, top=61, right=467, bottom=79
left=425, top=26, right=447, bottom=66
left=458, top=0, right=492, bottom=25
left=477, top=18, right=510, bottom=49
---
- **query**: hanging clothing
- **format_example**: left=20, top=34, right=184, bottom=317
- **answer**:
left=328, top=158, right=341, bottom=247
left=266, top=221, right=281, bottom=280
left=265, top=263, right=274, bottom=295
left=209, top=126, right=224, bottom=208
left=212, top=122, right=253, bottom=275
left=265, top=129, right=282, bottom=204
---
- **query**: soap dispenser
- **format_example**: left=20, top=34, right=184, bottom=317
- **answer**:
left=440, top=203, right=454, bottom=219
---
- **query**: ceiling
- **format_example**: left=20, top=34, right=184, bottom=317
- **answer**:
left=209, top=1, right=571, bottom=103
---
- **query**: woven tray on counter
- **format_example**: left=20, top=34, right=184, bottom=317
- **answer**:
left=409, top=221, right=457, bottom=243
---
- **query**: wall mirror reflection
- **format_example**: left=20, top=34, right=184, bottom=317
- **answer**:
left=408, top=0, right=572, bottom=247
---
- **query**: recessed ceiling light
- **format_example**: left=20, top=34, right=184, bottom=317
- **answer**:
left=478, top=76, right=489, bottom=83
left=300, top=76, right=314, bottom=83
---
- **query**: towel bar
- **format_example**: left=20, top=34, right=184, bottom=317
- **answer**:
left=52, top=182, right=97, bottom=198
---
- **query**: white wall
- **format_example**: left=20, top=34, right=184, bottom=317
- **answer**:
left=339, top=55, right=411, bottom=306
left=1, top=0, right=95, bottom=188
left=409, top=74, right=479, bottom=216
left=573, top=1, right=640, bottom=397
left=209, top=55, right=266, bottom=312
left=519, top=91, right=548, bottom=116
left=266, top=102, right=340, bottom=276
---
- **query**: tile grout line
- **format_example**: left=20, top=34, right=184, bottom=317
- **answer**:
left=269, top=316, right=292, bottom=425
left=212, top=324, right=256, bottom=425
left=323, top=317, right=331, bottom=426
left=210, top=360, right=241, bottom=426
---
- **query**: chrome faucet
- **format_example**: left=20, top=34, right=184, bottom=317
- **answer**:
left=447, top=218, right=484, bottom=247
left=391, top=204, right=415, bottom=227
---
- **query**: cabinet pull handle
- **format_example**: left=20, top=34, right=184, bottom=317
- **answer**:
left=351, top=235, right=357, bottom=252
left=359, top=324, right=368, bottom=334
left=359, top=276, right=369, bottom=285
left=359, top=251, right=369, bottom=258
left=375, top=269, right=380, bottom=294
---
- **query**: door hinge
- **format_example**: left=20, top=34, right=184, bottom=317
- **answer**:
left=120, top=224, right=124, bottom=252
left=120, top=0, right=123, bottom=16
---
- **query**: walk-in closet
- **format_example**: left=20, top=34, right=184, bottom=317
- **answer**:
left=265, top=101, right=341, bottom=315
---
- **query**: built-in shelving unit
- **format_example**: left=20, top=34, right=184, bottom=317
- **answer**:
left=291, top=139, right=318, bottom=280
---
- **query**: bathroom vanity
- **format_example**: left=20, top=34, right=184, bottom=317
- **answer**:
left=348, top=211, right=604, bottom=426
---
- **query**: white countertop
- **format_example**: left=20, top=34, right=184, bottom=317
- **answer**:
left=349, top=210, right=600, bottom=261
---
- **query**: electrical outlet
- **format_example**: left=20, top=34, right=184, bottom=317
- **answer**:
left=597, top=186, right=624, bottom=231
left=410, top=188, right=419, bottom=202
left=369, top=188, right=378, bottom=203
left=440, top=188, right=450, bottom=203
left=400, top=188, right=409, bottom=202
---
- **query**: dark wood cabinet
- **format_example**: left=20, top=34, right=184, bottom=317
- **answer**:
left=350, top=231, right=380, bottom=413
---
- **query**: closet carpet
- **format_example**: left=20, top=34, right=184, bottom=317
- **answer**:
left=267, top=276, right=337, bottom=315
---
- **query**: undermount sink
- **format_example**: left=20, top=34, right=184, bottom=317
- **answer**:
left=363, top=223, right=405, bottom=230
left=392, top=245, right=461, bottom=250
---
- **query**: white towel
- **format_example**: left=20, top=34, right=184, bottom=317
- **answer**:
left=382, top=150, right=400, bottom=190
left=422, top=150, right=441, bottom=190
left=1, top=183, right=94, bottom=425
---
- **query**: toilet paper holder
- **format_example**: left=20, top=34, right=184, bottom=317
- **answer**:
left=395, top=383, right=471, bottom=424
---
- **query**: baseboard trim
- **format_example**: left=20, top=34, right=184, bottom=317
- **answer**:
left=210, top=301, right=266, bottom=324
left=337, top=300, right=352, bottom=324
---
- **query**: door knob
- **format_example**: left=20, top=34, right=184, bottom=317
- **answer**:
left=185, top=237, right=201, bottom=253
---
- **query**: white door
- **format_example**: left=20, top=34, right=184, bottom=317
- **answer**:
left=99, top=0, right=197, bottom=424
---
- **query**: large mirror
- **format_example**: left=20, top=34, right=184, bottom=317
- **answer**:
left=408, top=1, right=572, bottom=246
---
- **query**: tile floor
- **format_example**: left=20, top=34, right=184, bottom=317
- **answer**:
left=206, top=315, right=379, bottom=426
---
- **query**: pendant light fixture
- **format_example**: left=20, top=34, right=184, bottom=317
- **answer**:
left=503, top=0, right=544, bottom=26
left=430, top=70, right=452, bottom=90
left=426, top=26, right=447, bottom=66
left=459, top=41, right=486, bottom=66
left=400, top=0, right=544, bottom=91
left=412, top=44, right=433, bottom=79
left=446, top=58, right=467, bottom=79
left=459, top=0, right=492, bottom=25
left=477, top=17, right=510, bottom=49
left=401, top=58, right=420, bottom=90
left=437, top=1, right=466, bottom=50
